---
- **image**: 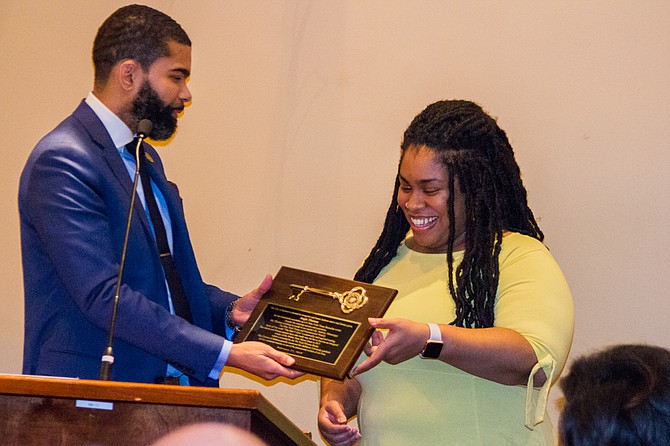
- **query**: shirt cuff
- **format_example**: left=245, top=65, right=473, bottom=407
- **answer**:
left=208, top=339, right=232, bottom=380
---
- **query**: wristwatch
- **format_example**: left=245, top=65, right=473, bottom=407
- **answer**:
left=225, top=299, right=241, bottom=335
left=419, top=323, right=443, bottom=359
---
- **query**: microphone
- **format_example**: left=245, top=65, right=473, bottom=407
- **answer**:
left=100, top=119, right=153, bottom=380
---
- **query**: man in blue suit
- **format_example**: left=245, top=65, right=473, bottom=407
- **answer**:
left=18, top=5, right=302, bottom=386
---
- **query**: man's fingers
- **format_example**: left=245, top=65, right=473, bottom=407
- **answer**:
left=256, top=274, right=273, bottom=294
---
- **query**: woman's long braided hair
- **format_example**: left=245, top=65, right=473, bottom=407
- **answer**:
left=354, top=100, right=543, bottom=328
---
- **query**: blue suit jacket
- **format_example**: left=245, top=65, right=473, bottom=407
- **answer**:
left=19, top=101, right=236, bottom=385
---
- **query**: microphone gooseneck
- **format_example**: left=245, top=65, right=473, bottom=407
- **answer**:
left=99, top=119, right=153, bottom=381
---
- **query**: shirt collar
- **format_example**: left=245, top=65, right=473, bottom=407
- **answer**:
left=85, top=92, right=134, bottom=151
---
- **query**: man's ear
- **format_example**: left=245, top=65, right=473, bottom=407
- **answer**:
left=117, top=59, right=143, bottom=92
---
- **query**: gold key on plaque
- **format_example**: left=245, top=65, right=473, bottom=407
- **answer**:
left=289, top=284, right=369, bottom=314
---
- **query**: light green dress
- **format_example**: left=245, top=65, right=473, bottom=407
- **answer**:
left=355, top=233, right=574, bottom=445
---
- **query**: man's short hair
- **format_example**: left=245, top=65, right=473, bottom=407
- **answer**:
left=92, top=4, right=191, bottom=87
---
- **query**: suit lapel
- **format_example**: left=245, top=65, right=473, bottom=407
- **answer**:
left=142, top=150, right=189, bottom=269
left=72, top=101, right=154, bottom=243
left=141, top=146, right=185, bottom=232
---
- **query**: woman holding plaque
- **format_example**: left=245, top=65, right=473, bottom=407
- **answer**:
left=318, top=100, right=574, bottom=445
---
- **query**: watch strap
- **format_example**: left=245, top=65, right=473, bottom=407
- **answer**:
left=419, top=323, right=443, bottom=359
left=427, top=323, right=441, bottom=342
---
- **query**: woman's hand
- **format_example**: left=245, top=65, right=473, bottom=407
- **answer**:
left=318, top=400, right=361, bottom=446
left=351, top=317, right=429, bottom=376
left=363, top=329, right=384, bottom=356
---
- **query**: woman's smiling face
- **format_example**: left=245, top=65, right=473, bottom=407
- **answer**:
left=397, top=145, right=466, bottom=253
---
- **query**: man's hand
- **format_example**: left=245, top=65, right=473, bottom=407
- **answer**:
left=232, top=274, right=272, bottom=326
left=226, top=341, right=304, bottom=380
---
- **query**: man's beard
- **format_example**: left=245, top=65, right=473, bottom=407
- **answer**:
left=131, top=82, right=180, bottom=140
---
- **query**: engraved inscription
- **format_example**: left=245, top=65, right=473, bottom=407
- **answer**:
left=246, top=304, right=359, bottom=365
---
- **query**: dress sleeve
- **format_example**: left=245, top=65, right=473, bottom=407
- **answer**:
left=493, top=235, right=574, bottom=429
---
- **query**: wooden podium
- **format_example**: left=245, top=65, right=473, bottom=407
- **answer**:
left=0, top=374, right=316, bottom=445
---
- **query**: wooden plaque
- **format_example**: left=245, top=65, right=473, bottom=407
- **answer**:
left=235, top=266, right=397, bottom=380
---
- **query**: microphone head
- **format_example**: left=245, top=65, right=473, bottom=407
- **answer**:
left=137, top=119, right=153, bottom=138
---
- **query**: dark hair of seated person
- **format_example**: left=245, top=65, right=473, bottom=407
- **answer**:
left=559, top=344, right=670, bottom=446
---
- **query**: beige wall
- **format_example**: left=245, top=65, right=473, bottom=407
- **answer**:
left=2, top=1, right=669, bottom=443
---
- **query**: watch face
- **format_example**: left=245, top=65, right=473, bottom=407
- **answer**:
left=421, top=340, right=443, bottom=359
